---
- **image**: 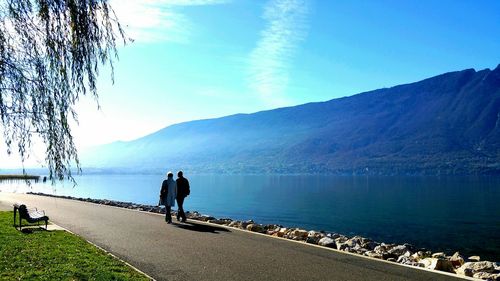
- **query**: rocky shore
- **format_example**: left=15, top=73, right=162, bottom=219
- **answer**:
left=27, top=192, right=500, bottom=281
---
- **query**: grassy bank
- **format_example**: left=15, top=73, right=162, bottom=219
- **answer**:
left=0, top=174, right=40, bottom=181
left=0, top=211, right=150, bottom=280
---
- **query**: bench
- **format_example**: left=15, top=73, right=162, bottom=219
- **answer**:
left=13, top=203, right=49, bottom=230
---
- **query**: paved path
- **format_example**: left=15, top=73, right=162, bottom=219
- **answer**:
left=0, top=193, right=467, bottom=281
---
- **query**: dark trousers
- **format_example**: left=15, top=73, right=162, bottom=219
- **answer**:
left=176, top=197, right=186, bottom=221
left=165, top=206, right=172, bottom=222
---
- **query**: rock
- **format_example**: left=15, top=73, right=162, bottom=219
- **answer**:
left=373, top=243, right=398, bottom=260
left=291, top=229, right=308, bottom=240
left=335, top=235, right=348, bottom=243
left=327, top=233, right=341, bottom=239
left=306, top=231, right=324, bottom=244
left=228, top=221, right=241, bottom=228
left=419, top=258, right=454, bottom=273
left=432, top=252, right=446, bottom=259
left=364, top=251, right=383, bottom=259
left=318, top=237, right=336, bottom=248
left=374, top=243, right=390, bottom=254
left=246, top=224, right=265, bottom=233
left=457, top=262, right=498, bottom=277
left=199, top=215, right=215, bottom=222
left=361, top=241, right=379, bottom=251
left=468, top=256, right=481, bottom=262
left=473, top=272, right=500, bottom=281
left=276, top=227, right=288, bottom=237
left=218, top=218, right=233, bottom=225
left=264, top=224, right=281, bottom=233
left=240, top=220, right=254, bottom=229
left=335, top=236, right=348, bottom=250
left=411, top=251, right=430, bottom=261
left=388, top=245, right=410, bottom=257
left=345, top=237, right=361, bottom=248
left=352, top=245, right=368, bottom=255
left=151, top=206, right=162, bottom=213
left=349, top=236, right=363, bottom=243
left=266, top=226, right=280, bottom=235
left=187, top=211, right=202, bottom=219
left=397, top=255, right=419, bottom=266
left=449, top=252, right=465, bottom=268
left=457, top=267, right=474, bottom=277
left=208, top=219, right=230, bottom=225
left=337, top=243, right=351, bottom=251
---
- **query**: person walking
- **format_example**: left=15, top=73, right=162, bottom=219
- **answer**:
left=175, top=171, right=190, bottom=222
left=160, top=172, right=177, bottom=224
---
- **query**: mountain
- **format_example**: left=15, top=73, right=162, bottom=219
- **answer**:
left=82, top=65, right=500, bottom=175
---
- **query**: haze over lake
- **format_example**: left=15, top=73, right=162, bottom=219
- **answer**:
left=2, top=174, right=499, bottom=261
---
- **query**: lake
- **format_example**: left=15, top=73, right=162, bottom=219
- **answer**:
left=1, top=174, right=499, bottom=261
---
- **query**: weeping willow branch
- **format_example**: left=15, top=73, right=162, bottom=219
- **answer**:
left=0, top=0, right=127, bottom=182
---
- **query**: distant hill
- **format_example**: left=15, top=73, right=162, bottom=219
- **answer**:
left=82, top=65, right=500, bottom=175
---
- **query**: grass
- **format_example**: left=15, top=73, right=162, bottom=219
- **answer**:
left=0, top=211, right=150, bottom=281
left=0, top=175, right=40, bottom=180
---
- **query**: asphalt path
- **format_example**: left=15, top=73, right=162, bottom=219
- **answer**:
left=0, top=192, right=468, bottom=281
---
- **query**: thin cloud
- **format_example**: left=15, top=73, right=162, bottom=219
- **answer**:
left=248, top=0, right=310, bottom=106
left=110, top=0, right=230, bottom=43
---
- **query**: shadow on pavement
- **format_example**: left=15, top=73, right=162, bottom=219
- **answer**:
left=172, top=222, right=231, bottom=234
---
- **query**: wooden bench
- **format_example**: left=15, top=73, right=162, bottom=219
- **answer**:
left=13, top=203, right=49, bottom=230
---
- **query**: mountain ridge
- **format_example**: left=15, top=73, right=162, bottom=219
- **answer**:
left=82, top=65, right=500, bottom=175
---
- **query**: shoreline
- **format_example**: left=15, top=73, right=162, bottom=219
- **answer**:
left=23, top=191, right=499, bottom=280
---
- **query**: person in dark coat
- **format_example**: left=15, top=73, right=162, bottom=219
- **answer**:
left=160, top=172, right=177, bottom=224
left=175, top=171, right=190, bottom=222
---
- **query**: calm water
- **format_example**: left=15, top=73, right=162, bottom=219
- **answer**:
left=1, top=174, right=499, bottom=261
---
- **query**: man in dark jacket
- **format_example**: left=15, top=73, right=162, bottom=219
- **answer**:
left=176, top=171, right=190, bottom=222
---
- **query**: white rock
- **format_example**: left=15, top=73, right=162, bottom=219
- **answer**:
left=306, top=231, right=324, bottom=244
left=327, top=233, right=341, bottom=239
left=364, top=251, right=383, bottom=259
left=318, top=237, right=336, bottom=248
left=345, top=238, right=359, bottom=248
left=352, top=245, right=368, bottom=255
left=388, top=245, right=409, bottom=256
left=473, top=272, right=500, bottom=281
left=450, top=252, right=465, bottom=268
left=457, top=262, right=498, bottom=277
left=431, top=252, right=446, bottom=259
left=468, top=256, right=481, bottom=262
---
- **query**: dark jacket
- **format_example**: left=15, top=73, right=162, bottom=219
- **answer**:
left=159, top=180, right=168, bottom=205
left=176, top=177, right=190, bottom=199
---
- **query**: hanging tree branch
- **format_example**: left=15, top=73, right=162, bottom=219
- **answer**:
left=0, top=0, right=127, bottom=181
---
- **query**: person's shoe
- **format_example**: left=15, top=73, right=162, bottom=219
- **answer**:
left=181, top=218, right=187, bottom=223
left=167, top=220, right=172, bottom=224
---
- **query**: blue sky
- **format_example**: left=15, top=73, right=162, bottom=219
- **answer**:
left=2, top=0, right=500, bottom=167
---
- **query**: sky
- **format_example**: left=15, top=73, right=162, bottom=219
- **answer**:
left=1, top=0, right=500, bottom=167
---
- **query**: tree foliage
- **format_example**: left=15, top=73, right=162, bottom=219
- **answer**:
left=0, top=0, right=125, bottom=180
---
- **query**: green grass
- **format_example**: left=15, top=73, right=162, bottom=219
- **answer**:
left=0, top=211, right=150, bottom=281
